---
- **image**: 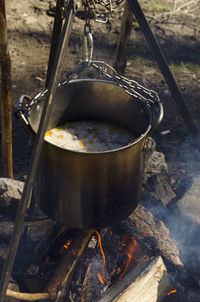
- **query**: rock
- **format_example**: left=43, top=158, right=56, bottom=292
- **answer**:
left=142, top=148, right=176, bottom=207
left=0, top=221, right=14, bottom=244
left=177, top=176, right=200, bottom=225
left=0, top=178, right=24, bottom=216
left=143, top=174, right=176, bottom=207
left=144, top=150, right=168, bottom=176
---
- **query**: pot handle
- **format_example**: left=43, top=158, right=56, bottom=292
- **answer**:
left=148, top=98, right=164, bottom=135
left=16, top=95, right=34, bottom=133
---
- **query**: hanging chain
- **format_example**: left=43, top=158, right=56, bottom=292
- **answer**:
left=79, top=0, right=124, bottom=23
left=17, top=59, right=159, bottom=117
left=17, top=0, right=160, bottom=116
left=91, top=61, right=160, bottom=104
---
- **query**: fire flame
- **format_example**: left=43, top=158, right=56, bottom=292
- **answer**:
left=44, top=237, right=72, bottom=265
left=94, top=230, right=108, bottom=285
left=168, top=289, right=177, bottom=295
left=59, top=239, right=72, bottom=254
left=114, top=233, right=149, bottom=281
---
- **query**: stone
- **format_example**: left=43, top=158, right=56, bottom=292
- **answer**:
left=177, top=176, right=200, bottom=225
left=144, top=150, right=168, bottom=176
left=142, top=148, right=176, bottom=207
left=0, top=178, right=24, bottom=216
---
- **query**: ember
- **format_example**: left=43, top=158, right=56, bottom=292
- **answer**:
left=59, top=239, right=72, bottom=254
left=168, top=289, right=177, bottom=295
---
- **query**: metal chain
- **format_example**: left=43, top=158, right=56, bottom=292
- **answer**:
left=17, top=4, right=159, bottom=115
left=79, top=0, right=124, bottom=23
left=17, top=59, right=159, bottom=116
left=91, top=61, right=160, bottom=104
left=92, top=61, right=159, bottom=104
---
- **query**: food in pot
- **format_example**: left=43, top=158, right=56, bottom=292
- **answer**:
left=45, top=121, right=135, bottom=152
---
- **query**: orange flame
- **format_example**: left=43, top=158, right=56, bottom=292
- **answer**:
left=116, top=234, right=149, bottom=281
left=94, top=230, right=108, bottom=285
left=64, top=239, right=72, bottom=249
left=168, top=289, right=177, bottom=295
left=59, top=239, right=72, bottom=254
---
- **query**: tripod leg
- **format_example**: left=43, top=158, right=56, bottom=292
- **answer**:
left=46, top=0, right=64, bottom=87
left=128, top=0, right=198, bottom=137
left=0, top=2, right=74, bottom=300
left=114, top=0, right=133, bottom=73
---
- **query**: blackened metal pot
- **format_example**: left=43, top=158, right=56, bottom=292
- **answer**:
left=19, top=79, right=163, bottom=229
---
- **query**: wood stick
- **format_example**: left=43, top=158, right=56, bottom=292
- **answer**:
left=0, top=0, right=13, bottom=178
left=45, top=229, right=94, bottom=301
left=6, top=289, right=51, bottom=301
left=114, top=0, right=133, bottom=73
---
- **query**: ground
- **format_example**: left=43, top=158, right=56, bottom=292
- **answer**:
left=1, top=0, right=200, bottom=182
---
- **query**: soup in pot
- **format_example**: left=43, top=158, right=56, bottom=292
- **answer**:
left=45, top=121, right=135, bottom=152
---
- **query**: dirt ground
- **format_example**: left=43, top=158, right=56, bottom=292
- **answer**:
left=1, top=0, right=200, bottom=181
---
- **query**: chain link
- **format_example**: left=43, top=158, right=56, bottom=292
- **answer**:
left=17, top=0, right=159, bottom=115
left=91, top=61, right=160, bottom=104
left=78, top=0, right=124, bottom=23
left=17, top=60, right=160, bottom=117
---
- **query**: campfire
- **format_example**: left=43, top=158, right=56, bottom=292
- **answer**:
left=5, top=216, right=172, bottom=302
left=2, top=137, right=200, bottom=302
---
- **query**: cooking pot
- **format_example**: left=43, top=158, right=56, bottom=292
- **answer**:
left=18, top=79, right=163, bottom=229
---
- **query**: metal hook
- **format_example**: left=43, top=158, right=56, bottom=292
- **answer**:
left=83, top=25, right=93, bottom=66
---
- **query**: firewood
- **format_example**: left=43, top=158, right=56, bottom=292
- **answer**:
left=97, top=256, right=172, bottom=302
left=45, top=229, right=94, bottom=301
left=121, top=205, right=183, bottom=269
left=80, top=263, right=95, bottom=302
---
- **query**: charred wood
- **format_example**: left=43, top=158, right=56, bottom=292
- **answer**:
left=80, top=263, right=94, bottom=302
left=120, top=205, right=183, bottom=270
left=45, top=229, right=94, bottom=301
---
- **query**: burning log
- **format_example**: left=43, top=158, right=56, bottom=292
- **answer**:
left=97, top=256, right=171, bottom=302
left=45, top=229, right=94, bottom=301
left=80, top=263, right=94, bottom=301
left=120, top=205, right=183, bottom=270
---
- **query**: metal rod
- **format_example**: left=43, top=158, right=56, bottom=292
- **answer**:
left=0, top=0, right=13, bottom=178
left=0, top=2, right=74, bottom=300
left=46, top=0, right=64, bottom=87
left=128, top=0, right=198, bottom=137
